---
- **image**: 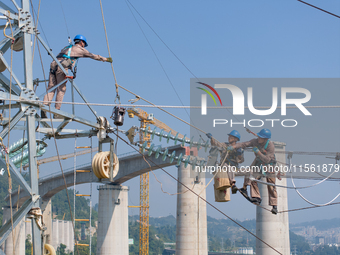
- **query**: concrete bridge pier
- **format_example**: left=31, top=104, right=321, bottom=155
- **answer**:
left=96, top=184, right=129, bottom=255
left=256, top=142, right=290, bottom=255
left=1, top=206, right=26, bottom=255
left=176, top=162, right=208, bottom=255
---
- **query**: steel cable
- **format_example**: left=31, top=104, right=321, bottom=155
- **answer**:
left=114, top=131, right=283, bottom=255
left=35, top=32, right=80, bottom=255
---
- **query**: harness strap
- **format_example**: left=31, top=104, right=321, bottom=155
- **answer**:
left=62, top=45, right=79, bottom=64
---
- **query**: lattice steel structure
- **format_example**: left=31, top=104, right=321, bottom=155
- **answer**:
left=0, top=1, right=110, bottom=254
left=139, top=120, right=151, bottom=255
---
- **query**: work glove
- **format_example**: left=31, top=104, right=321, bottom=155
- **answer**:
left=106, top=57, right=113, bottom=63
left=227, top=146, right=234, bottom=151
left=206, top=133, right=213, bottom=139
left=252, top=147, right=259, bottom=154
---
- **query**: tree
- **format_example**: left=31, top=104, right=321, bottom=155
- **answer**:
left=313, top=245, right=339, bottom=255
left=290, top=231, right=311, bottom=254
left=25, top=235, right=32, bottom=255
left=56, top=243, right=71, bottom=255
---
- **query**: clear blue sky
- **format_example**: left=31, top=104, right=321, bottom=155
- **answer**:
left=6, top=0, right=339, bottom=223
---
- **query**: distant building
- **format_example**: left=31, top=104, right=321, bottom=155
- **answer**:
left=306, top=226, right=317, bottom=236
left=315, top=236, right=325, bottom=245
left=237, top=247, right=254, bottom=254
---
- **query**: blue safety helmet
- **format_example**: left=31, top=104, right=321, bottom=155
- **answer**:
left=257, top=128, right=271, bottom=139
left=74, top=34, right=88, bottom=47
left=228, top=130, right=241, bottom=141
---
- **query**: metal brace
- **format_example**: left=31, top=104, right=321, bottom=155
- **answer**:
left=27, top=207, right=43, bottom=230
left=20, top=87, right=39, bottom=116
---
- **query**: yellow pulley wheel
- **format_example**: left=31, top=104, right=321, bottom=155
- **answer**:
left=92, top=151, right=119, bottom=179
left=98, top=151, right=110, bottom=178
left=44, top=244, right=56, bottom=255
left=92, top=152, right=104, bottom=179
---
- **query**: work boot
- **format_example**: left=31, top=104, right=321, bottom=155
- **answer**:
left=251, top=197, right=262, bottom=205
left=239, top=187, right=248, bottom=197
left=41, top=110, right=47, bottom=119
left=239, top=187, right=252, bottom=203
left=271, top=205, right=278, bottom=215
left=231, top=184, right=238, bottom=194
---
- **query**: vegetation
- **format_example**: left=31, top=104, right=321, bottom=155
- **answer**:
left=129, top=220, right=164, bottom=255
left=292, top=218, right=340, bottom=231
left=290, top=231, right=312, bottom=254
left=2, top=180, right=340, bottom=254
left=25, top=235, right=32, bottom=255
left=313, top=245, right=340, bottom=255
left=51, top=189, right=98, bottom=228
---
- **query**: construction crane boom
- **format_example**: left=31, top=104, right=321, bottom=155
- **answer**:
left=127, top=107, right=185, bottom=255
left=127, top=108, right=184, bottom=139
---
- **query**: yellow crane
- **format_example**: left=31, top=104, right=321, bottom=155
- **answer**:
left=127, top=107, right=184, bottom=255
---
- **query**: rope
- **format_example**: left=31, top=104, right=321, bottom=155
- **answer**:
left=4, top=98, right=340, bottom=110
left=29, top=0, right=51, bottom=48
left=4, top=17, right=16, bottom=255
left=73, top=135, right=77, bottom=243
left=89, top=137, right=93, bottom=255
left=35, top=36, right=80, bottom=255
left=198, top=152, right=230, bottom=196
left=150, top=166, right=195, bottom=196
left=114, top=131, right=283, bottom=255
left=98, top=0, right=120, bottom=103
left=30, top=0, right=41, bottom=63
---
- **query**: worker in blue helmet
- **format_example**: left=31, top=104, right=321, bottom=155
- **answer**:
left=206, top=130, right=244, bottom=195
left=41, top=35, right=112, bottom=118
left=227, top=128, right=278, bottom=215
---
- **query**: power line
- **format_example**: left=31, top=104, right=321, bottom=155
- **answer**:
left=3, top=98, right=340, bottom=109
left=34, top=27, right=80, bottom=255
left=297, top=0, right=340, bottom=19
left=124, top=0, right=204, bottom=142
left=58, top=0, right=70, bottom=37
left=279, top=201, right=340, bottom=213
left=114, top=131, right=283, bottom=255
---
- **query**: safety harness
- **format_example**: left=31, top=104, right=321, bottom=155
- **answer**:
left=221, top=142, right=244, bottom=167
left=255, top=140, right=277, bottom=175
left=51, top=44, right=79, bottom=79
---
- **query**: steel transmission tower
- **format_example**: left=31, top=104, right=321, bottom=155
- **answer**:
left=0, top=1, right=112, bottom=254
